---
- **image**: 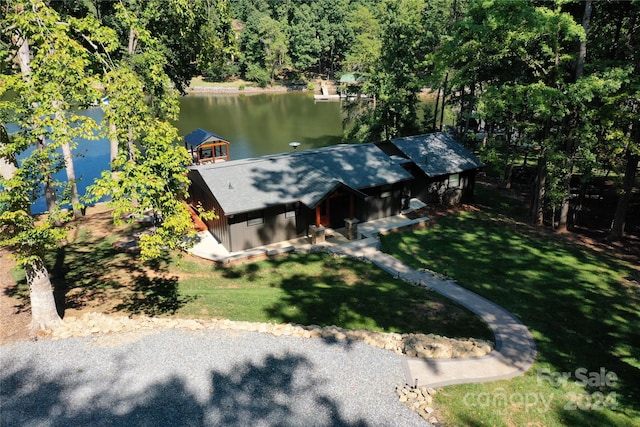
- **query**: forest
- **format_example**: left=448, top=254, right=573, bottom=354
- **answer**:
left=1, top=1, right=638, bottom=330
left=226, top=0, right=639, bottom=241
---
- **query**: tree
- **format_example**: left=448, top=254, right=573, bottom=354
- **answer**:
left=288, top=4, right=321, bottom=72
left=344, top=0, right=430, bottom=142
left=0, top=0, right=106, bottom=331
left=342, top=3, right=381, bottom=76
left=84, top=2, right=196, bottom=260
left=311, top=0, right=353, bottom=78
left=1, top=1, right=197, bottom=332
left=240, top=10, right=289, bottom=86
left=442, top=1, right=587, bottom=227
left=586, top=1, right=640, bottom=240
left=197, top=0, right=239, bottom=80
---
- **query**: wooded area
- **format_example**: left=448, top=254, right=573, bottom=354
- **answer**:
left=1, top=0, right=638, bottom=331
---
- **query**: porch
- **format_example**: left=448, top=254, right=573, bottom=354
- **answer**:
left=187, top=198, right=430, bottom=265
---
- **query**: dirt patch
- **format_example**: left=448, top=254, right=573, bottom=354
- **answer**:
left=0, top=248, right=32, bottom=344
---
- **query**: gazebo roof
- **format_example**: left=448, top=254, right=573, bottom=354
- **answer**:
left=184, top=128, right=230, bottom=148
left=339, top=73, right=364, bottom=84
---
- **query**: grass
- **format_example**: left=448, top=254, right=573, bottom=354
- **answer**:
left=379, top=185, right=640, bottom=426
left=189, top=76, right=258, bottom=89
left=174, top=254, right=492, bottom=338
left=7, top=208, right=492, bottom=340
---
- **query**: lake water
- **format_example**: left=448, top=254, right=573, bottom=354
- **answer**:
left=175, top=92, right=345, bottom=159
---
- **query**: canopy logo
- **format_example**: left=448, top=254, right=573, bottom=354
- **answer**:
left=537, top=367, right=618, bottom=388
left=537, top=367, right=618, bottom=411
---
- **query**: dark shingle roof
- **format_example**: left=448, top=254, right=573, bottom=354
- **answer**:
left=184, top=128, right=230, bottom=148
left=390, top=133, right=484, bottom=177
left=190, top=143, right=412, bottom=215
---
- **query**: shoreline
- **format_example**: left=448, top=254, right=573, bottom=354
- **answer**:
left=185, top=84, right=436, bottom=97
left=185, top=84, right=317, bottom=95
left=185, top=86, right=316, bottom=95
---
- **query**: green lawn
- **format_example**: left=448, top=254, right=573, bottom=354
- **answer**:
left=166, top=253, right=493, bottom=339
left=379, top=186, right=640, bottom=426
left=5, top=213, right=493, bottom=341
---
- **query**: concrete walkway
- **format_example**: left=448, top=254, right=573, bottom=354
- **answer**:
left=329, top=238, right=537, bottom=388
left=188, top=209, right=537, bottom=389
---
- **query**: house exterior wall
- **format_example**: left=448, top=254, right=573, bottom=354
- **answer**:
left=409, top=169, right=478, bottom=205
left=227, top=204, right=300, bottom=252
left=359, top=183, right=406, bottom=221
left=187, top=171, right=231, bottom=248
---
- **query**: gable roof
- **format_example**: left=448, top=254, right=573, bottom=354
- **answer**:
left=184, top=128, right=230, bottom=148
left=339, top=73, right=364, bottom=84
left=390, top=133, right=484, bottom=177
left=190, top=143, right=412, bottom=215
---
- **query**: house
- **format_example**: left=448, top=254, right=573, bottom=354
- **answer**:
left=187, top=143, right=413, bottom=252
left=184, top=128, right=230, bottom=164
left=378, top=133, right=485, bottom=205
left=187, top=132, right=483, bottom=253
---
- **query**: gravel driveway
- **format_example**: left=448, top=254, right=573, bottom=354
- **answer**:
left=1, top=329, right=428, bottom=426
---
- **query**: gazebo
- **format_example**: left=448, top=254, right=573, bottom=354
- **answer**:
left=184, top=128, right=230, bottom=165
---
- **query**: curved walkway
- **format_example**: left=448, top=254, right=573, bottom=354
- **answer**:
left=330, top=237, right=537, bottom=388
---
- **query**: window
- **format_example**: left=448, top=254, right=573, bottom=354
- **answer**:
left=247, top=211, right=264, bottom=226
left=200, top=148, right=213, bottom=159
left=285, top=210, right=296, bottom=219
left=380, top=185, right=392, bottom=199
left=448, top=173, right=460, bottom=188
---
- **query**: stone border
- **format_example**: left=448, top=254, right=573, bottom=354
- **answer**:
left=396, top=384, right=441, bottom=425
left=39, top=312, right=493, bottom=360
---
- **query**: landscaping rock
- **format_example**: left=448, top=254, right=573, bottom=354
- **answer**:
left=39, top=312, right=493, bottom=364
left=396, top=384, right=441, bottom=425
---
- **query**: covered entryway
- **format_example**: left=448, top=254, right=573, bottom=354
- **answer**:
left=314, top=187, right=359, bottom=228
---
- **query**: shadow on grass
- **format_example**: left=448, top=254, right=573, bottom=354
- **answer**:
left=251, top=253, right=493, bottom=340
left=380, top=210, right=640, bottom=421
left=6, top=219, right=186, bottom=318
left=1, top=352, right=369, bottom=427
left=113, top=275, right=195, bottom=316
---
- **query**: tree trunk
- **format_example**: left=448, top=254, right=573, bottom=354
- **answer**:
left=502, top=128, right=514, bottom=189
left=557, top=160, right=574, bottom=233
left=556, top=197, right=570, bottom=233
left=574, top=0, right=592, bottom=81
left=25, top=257, right=63, bottom=333
left=16, top=33, right=32, bottom=76
left=128, top=27, right=137, bottom=55
left=432, top=86, right=441, bottom=131
left=439, top=74, right=448, bottom=132
left=60, top=141, right=82, bottom=219
left=109, top=122, right=118, bottom=177
left=572, top=178, right=588, bottom=227
left=17, top=34, right=60, bottom=220
left=36, top=135, right=60, bottom=219
left=0, top=125, right=17, bottom=179
left=531, top=155, right=547, bottom=226
left=608, top=152, right=639, bottom=240
left=55, top=109, right=82, bottom=219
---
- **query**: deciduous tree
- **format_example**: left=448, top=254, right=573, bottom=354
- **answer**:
left=0, top=0, right=105, bottom=331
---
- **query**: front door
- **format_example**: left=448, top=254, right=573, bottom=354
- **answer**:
left=318, top=200, right=330, bottom=227
left=316, top=193, right=354, bottom=228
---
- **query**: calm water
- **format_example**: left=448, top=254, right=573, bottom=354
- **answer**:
left=174, top=92, right=344, bottom=159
